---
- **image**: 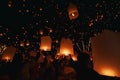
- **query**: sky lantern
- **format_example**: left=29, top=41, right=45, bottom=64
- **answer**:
left=68, top=3, right=79, bottom=20
left=8, top=0, right=12, bottom=7
left=20, top=41, right=24, bottom=47
left=60, top=38, right=74, bottom=56
left=2, top=46, right=16, bottom=62
left=26, top=40, right=30, bottom=46
left=40, top=36, right=52, bottom=51
left=91, top=30, right=120, bottom=77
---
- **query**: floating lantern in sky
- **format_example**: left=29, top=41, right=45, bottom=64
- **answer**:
left=91, top=30, right=120, bottom=77
left=26, top=40, right=30, bottom=46
left=68, top=3, right=79, bottom=20
left=20, top=41, right=24, bottom=47
left=8, top=1, right=12, bottom=7
left=40, top=36, right=52, bottom=51
left=2, top=46, right=16, bottom=62
left=60, top=38, right=74, bottom=56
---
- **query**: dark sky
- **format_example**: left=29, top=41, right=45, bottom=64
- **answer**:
left=0, top=0, right=120, bottom=77
left=92, top=30, right=120, bottom=77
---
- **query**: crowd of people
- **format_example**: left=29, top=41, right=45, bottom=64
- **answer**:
left=0, top=51, right=120, bottom=80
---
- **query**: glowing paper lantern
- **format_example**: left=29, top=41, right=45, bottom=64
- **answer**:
left=91, top=30, right=120, bottom=77
left=2, top=46, right=16, bottom=62
left=68, top=3, right=79, bottom=20
left=60, top=38, right=74, bottom=56
left=20, top=41, right=24, bottom=47
left=26, top=40, right=30, bottom=46
left=40, top=36, right=52, bottom=51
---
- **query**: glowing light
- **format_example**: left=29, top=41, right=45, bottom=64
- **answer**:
left=100, top=68, right=117, bottom=76
left=0, top=33, right=3, bottom=36
left=41, top=46, right=48, bottom=51
left=49, top=29, right=53, bottom=33
left=26, top=9, right=29, bottom=13
left=60, top=38, right=74, bottom=56
left=40, top=30, right=43, bottom=35
left=40, top=36, right=52, bottom=51
left=68, top=3, right=79, bottom=20
left=26, top=41, right=30, bottom=46
left=55, top=40, right=59, bottom=43
left=8, top=1, right=12, bottom=7
left=4, top=56, right=10, bottom=61
left=71, top=54, right=78, bottom=61
left=20, top=42, right=24, bottom=47
left=61, top=49, right=71, bottom=56
left=71, top=13, right=75, bottom=16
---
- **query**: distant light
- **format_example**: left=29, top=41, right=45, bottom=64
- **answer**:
left=0, top=33, right=3, bottom=36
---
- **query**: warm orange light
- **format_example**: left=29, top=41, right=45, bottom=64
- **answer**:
left=61, top=49, right=71, bottom=56
left=4, top=56, right=10, bottom=61
left=71, top=54, right=78, bottom=61
left=68, top=3, right=79, bottom=20
left=100, top=68, right=117, bottom=76
left=40, top=36, right=52, bottom=51
left=41, top=46, right=49, bottom=51
left=8, top=1, right=12, bottom=7
left=26, top=41, right=30, bottom=46
left=39, top=30, right=43, bottom=35
left=20, top=41, right=24, bottom=47
left=60, top=38, right=74, bottom=56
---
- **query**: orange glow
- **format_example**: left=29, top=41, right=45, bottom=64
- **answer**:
left=40, top=46, right=49, bottom=51
left=61, top=49, right=71, bottom=56
left=49, top=29, right=53, bottom=33
left=100, top=68, right=117, bottom=76
left=26, top=41, right=30, bottom=46
left=39, top=30, right=43, bottom=35
left=40, top=36, right=52, bottom=51
left=60, top=38, right=74, bottom=56
left=8, top=1, right=12, bottom=7
left=4, top=56, right=10, bottom=61
left=68, top=3, right=79, bottom=20
left=20, top=41, right=24, bottom=47
left=71, top=54, right=78, bottom=61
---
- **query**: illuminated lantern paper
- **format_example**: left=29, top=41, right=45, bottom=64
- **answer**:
left=91, top=30, right=120, bottom=77
left=60, top=38, right=74, bottom=56
left=20, top=41, right=24, bottom=47
left=71, top=54, right=78, bottom=61
left=2, top=46, right=16, bottom=62
left=40, top=36, right=52, bottom=51
left=26, top=40, right=30, bottom=46
left=68, top=3, right=79, bottom=20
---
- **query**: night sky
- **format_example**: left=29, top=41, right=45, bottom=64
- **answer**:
left=0, top=0, right=119, bottom=46
left=0, top=0, right=120, bottom=77
left=0, top=0, right=120, bottom=29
